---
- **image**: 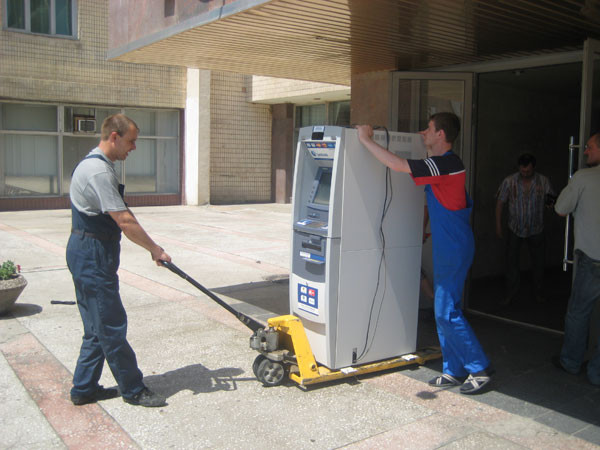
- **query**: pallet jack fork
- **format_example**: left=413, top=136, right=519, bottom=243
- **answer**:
left=250, top=314, right=442, bottom=387
left=162, top=262, right=441, bottom=388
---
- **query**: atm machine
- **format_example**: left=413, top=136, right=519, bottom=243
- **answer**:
left=290, top=126, right=427, bottom=370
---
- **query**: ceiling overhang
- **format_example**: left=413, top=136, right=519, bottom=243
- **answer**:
left=108, top=0, right=600, bottom=85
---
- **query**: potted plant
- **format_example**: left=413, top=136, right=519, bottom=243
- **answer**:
left=0, top=260, right=27, bottom=314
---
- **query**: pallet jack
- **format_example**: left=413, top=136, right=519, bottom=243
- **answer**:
left=162, top=261, right=441, bottom=387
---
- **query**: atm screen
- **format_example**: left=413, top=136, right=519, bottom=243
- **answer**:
left=313, top=171, right=332, bottom=206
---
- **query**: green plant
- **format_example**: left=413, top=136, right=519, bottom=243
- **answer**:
left=0, top=261, right=20, bottom=280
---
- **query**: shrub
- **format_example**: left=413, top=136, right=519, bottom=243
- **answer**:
left=0, top=261, right=20, bottom=280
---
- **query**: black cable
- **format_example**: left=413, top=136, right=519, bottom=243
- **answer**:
left=356, top=126, right=393, bottom=362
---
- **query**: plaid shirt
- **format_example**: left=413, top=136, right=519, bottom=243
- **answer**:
left=497, top=172, right=554, bottom=238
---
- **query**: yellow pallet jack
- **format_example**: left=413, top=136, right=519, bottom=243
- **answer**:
left=250, top=314, right=441, bottom=387
left=163, top=261, right=441, bottom=387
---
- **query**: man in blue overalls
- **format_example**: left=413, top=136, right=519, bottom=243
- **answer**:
left=67, top=114, right=171, bottom=407
left=357, top=112, right=493, bottom=394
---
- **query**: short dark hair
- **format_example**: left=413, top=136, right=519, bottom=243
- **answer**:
left=429, top=112, right=460, bottom=144
left=101, top=114, right=139, bottom=141
left=517, top=153, right=536, bottom=168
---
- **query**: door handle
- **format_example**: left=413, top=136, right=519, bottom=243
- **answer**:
left=563, top=137, right=578, bottom=271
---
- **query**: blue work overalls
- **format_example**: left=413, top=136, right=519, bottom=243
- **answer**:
left=426, top=184, right=490, bottom=377
left=66, top=154, right=144, bottom=399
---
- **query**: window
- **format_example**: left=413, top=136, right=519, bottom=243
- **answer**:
left=1, top=102, right=181, bottom=198
left=123, top=109, right=180, bottom=194
left=0, top=103, right=59, bottom=196
left=295, top=104, right=326, bottom=129
left=328, top=101, right=350, bottom=127
left=295, top=101, right=350, bottom=129
left=61, top=106, right=120, bottom=194
left=5, top=0, right=76, bottom=37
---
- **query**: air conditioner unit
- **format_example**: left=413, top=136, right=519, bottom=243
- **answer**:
left=75, top=118, right=96, bottom=133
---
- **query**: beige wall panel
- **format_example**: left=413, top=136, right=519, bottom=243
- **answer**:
left=251, top=76, right=349, bottom=103
left=350, top=71, right=391, bottom=127
left=210, top=71, right=271, bottom=203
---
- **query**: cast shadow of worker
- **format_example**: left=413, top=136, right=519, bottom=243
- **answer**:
left=140, top=363, right=246, bottom=398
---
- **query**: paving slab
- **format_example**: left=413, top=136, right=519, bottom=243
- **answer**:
left=1, top=205, right=599, bottom=449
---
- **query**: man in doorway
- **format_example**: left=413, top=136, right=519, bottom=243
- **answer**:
left=67, top=114, right=171, bottom=407
left=495, top=153, right=555, bottom=305
left=356, top=112, right=493, bottom=394
left=553, top=132, right=600, bottom=386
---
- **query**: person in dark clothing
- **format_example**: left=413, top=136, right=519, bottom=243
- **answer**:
left=495, top=153, right=555, bottom=305
left=67, top=113, right=171, bottom=407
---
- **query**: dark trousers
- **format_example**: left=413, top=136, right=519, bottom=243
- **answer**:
left=66, top=234, right=144, bottom=398
left=506, top=230, right=545, bottom=301
left=560, top=250, right=600, bottom=384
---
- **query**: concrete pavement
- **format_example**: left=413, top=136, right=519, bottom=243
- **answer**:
left=1, top=204, right=599, bottom=449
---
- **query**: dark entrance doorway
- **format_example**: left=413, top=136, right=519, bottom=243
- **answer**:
left=469, top=63, right=582, bottom=331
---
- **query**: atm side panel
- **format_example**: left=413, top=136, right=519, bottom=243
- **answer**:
left=334, top=130, right=425, bottom=368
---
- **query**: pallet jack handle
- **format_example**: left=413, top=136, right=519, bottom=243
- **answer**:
left=160, top=260, right=266, bottom=333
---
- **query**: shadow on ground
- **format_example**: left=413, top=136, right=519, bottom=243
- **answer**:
left=144, top=364, right=247, bottom=398
left=0, top=303, right=43, bottom=319
left=212, top=277, right=600, bottom=445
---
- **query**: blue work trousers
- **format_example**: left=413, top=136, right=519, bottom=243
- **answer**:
left=560, top=250, right=600, bottom=385
left=426, top=185, right=490, bottom=377
left=434, top=258, right=490, bottom=377
left=66, top=234, right=144, bottom=398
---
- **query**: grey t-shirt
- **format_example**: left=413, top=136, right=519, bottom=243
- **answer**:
left=555, top=164, right=600, bottom=260
left=70, top=148, right=127, bottom=216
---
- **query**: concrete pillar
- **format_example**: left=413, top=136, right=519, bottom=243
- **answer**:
left=271, top=103, right=295, bottom=203
left=184, top=68, right=211, bottom=205
left=350, top=70, right=392, bottom=128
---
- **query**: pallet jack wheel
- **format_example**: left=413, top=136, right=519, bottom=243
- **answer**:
left=252, top=354, right=267, bottom=378
left=256, top=358, right=287, bottom=387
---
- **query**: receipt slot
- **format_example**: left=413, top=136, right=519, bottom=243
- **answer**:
left=290, top=126, right=427, bottom=369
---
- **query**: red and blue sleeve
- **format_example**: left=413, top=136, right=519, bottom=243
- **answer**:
left=407, top=153, right=467, bottom=211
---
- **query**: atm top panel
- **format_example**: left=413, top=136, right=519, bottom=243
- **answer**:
left=303, top=140, right=338, bottom=161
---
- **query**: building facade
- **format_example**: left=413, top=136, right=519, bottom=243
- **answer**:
left=0, top=0, right=187, bottom=210
left=1, top=0, right=348, bottom=209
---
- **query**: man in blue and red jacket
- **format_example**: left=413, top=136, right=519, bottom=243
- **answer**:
left=357, top=112, right=493, bottom=394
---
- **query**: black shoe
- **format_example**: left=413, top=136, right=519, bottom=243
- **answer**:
left=552, top=355, right=580, bottom=375
left=123, top=387, right=167, bottom=407
left=71, top=385, right=119, bottom=406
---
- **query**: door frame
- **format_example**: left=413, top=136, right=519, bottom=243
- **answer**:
left=579, top=38, right=600, bottom=165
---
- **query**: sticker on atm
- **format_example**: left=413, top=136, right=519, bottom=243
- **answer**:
left=297, top=283, right=319, bottom=315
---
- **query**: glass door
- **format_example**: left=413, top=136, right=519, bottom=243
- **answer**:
left=390, top=72, right=474, bottom=310
left=390, top=72, right=474, bottom=190
left=578, top=38, right=600, bottom=166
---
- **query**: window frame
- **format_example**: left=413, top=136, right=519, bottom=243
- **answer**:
left=3, top=0, right=78, bottom=38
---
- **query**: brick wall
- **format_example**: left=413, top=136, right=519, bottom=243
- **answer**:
left=0, top=0, right=186, bottom=108
left=210, top=72, right=271, bottom=203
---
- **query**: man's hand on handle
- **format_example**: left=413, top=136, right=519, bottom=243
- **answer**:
left=151, top=246, right=171, bottom=266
